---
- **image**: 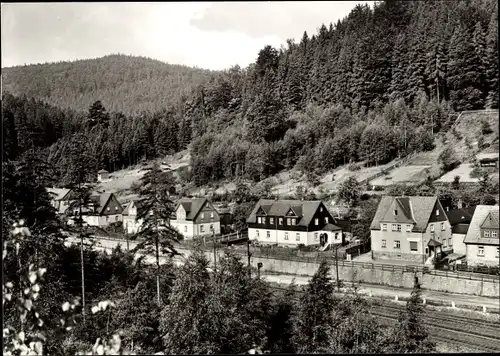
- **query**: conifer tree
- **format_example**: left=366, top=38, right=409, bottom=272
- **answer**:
left=132, top=162, right=182, bottom=306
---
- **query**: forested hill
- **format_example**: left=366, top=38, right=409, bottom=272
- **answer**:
left=1, top=54, right=217, bottom=115
left=2, top=0, right=499, bottom=189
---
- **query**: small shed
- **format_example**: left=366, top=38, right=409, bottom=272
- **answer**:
left=476, top=153, right=499, bottom=168
left=97, top=169, right=110, bottom=182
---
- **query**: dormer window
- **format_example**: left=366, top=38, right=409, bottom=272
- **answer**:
left=279, top=218, right=283, bottom=225
left=492, top=231, right=497, bottom=238
left=257, top=217, right=262, bottom=224
left=484, top=230, right=490, bottom=237
left=270, top=217, right=274, bottom=224
left=291, top=219, right=296, bottom=225
left=287, top=218, right=291, bottom=225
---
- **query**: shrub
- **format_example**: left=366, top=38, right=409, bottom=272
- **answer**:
left=348, top=162, right=361, bottom=171
left=481, top=120, right=493, bottom=135
left=374, top=185, right=384, bottom=191
left=469, top=166, right=484, bottom=178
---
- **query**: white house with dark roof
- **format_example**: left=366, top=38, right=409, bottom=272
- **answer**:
left=121, top=199, right=144, bottom=234
left=370, top=196, right=452, bottom=264
left=463, top=205, right=499, bottom=267
left=79, top=193, right=123, bottom=227
left=445, top=206, right=476, bottom=255
left=46, top=187, right=75, bottom=214
left=171, top=197, right=220, bottom=239
left=246, top=199, right=342, bottom=248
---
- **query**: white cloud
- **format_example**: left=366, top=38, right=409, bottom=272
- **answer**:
left=1, top=2, right=371, bottom=70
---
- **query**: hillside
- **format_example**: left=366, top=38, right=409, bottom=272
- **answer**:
left=1, top=54, right=217, bottom=115
left=96, top=110, right=499, bottom=204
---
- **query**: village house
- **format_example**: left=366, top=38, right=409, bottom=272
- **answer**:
left=121, top=199, right=144, bottom=235
left=73, top=193, right=123, bottom=227
left=463, top=205, right=499, bottom=267
left=170, top=197, right=221, bottom=239
left=445, top=206, right=476, bottom=255
left=476, top=152, right=499, bottom=169
left=246, top=199, right=342, bottom=248
left=370, top=196, right=452, bottom=264
left=47, top=187, right=75, bottom=214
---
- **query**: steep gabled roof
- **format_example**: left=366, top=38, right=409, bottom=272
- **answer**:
left=175, top=197, right=209, bottom=220
left=46, top=187, right=71, bottom=201
left=121, top=199, right=146, bottom=216
left=246, top=199, right=324, bottom=227
left=89, top=193, right=113, bottom=215
left=481, top=211, right=499, bottom=229
left=446, top=206, right=476, bottom=226
left=464, top=205, right=500, bottom=245
left=371, top=196, right=439, bottom=232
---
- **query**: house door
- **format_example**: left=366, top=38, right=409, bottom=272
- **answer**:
left=320, top=233, right=328, bottom=246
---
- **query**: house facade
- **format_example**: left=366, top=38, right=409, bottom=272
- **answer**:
left=81, top=193, right=123, bottom=227
left=445, top=206, right=476, bottom=255
left=121, top=199, right=144, bottom=235
left=464, top=205, right=499, bottom=267
left=370, top=196, right=452, bottom=264
left=47, top=188, right=75, bottom=215
left=170, top=198, right=221, bottom=239
left=246, top=199, right=342, bottom=247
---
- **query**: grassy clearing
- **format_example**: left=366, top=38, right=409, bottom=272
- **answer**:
left=370, top=165, right=432, bottom=186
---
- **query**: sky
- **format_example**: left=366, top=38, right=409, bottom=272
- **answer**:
left=1, top=1, right=371, bottom=71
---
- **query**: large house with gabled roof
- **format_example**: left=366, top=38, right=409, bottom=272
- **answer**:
left=370, top=196, right=452, bottom=263
left=170, top=197, right=221, bottom=239
left=246, top=199, right=342, bottom=248
left=463, top=205, right=499, bottom=267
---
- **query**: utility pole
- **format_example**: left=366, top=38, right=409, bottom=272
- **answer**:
left=247, top=238, right=252, bottom=278
left=212, top=227, right=216, bottom=273
left=335, top=243, right=340, bottom=292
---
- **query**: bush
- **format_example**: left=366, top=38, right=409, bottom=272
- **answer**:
left=348, top=162, right=361, bottom=171
left=438, top=146, right=460, bottom=173
left=469, top=166, right=484, bottom=178
left=374, top=185, right=384, bottom=191
left=481, top=120, right=493, bottom=135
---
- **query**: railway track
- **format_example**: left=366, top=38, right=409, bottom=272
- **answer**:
left=270, top=285, right=500, bottom=352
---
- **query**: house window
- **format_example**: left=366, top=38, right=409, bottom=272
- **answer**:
left=324, top=217, right=328, bottom=224
left=492, top=231, right=498, bottom=238
left=287, top=218, right=291, bottom=225
left=394, top=240, right=401, bottom=249
left=257, top=217, right=262, bottom=224
left=320, top=207, right=323, bottom=212
left=436, top=210, right=439, bottom=216
left=285, top=232, right=289, bottom=240
left=443, top=239, right=447, bottom=247
left=279, top=218, right=283, bottom=225
left=262, top=217, right=266, bottom=224
left=314, top=233, right=318, bottom=240
left=448, top=238, right=452, bottom=246
left=397, top=224, right=401, bottom=232
left=270, top=217, right=274, bottom=224
left=430, top=224, right=434, bottom=232
left=382, top=239, right=387, bottom=248
left=115, top=215, right=118, bottom=221
left=210, top=224, right=213, bottom=231
left=478, top=246, right=484, bottom=256
left=256, top=230, right=260, bottom=238
left=484, top=230, right=490, bottom=238
left=267, top=231, right=271, bottom=239
left=406, top=225, right=411, bottom=232
left=410, top=241, right=418, bottom=252
left=315, top=218, right=319, bottom=225
left=201, top=213, right=204, bottom=219
left=107, top=207, right=110, bottom=211
left=210, top=212, right=214, bottom=218
left=296, top=233, right=300, bottom=241
left=382, top=224, right=387, bottom=231
left=115, top=206, right=118, bottom=211
left=184, top=226, right=187, bottom=232
left=496, top=247, right=499, bottom=258
left=335, top=233, right=339, bottom=240
left=392, top=224, right=397, bottom=231
left=441, top=223, right=445, bottom=231
left=200, top=225, right=205, bottom=233
left=394, top=209, right=398, bottom=216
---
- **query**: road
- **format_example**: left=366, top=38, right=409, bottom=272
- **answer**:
left=66, top=236, right=499, bottom=311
